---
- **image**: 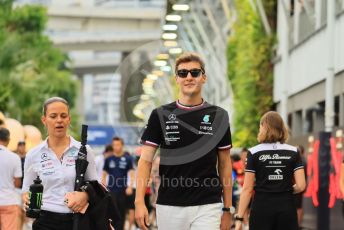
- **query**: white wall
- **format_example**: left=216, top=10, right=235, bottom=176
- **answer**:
left=274, top=4, right=344, bottom=102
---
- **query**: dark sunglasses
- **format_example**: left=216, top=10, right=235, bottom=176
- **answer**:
left=176, top=68, right=204, bottom=78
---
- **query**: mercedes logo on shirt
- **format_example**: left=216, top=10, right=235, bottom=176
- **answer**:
left=168, top=114, right=176, bottom=121
left=41, top=153, right=48, bottom=160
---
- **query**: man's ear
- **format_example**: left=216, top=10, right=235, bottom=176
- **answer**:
left=202, top=74, right=207, bottom=82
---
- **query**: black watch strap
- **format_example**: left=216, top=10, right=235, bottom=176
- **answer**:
left=235, top=215, right=244, bottom=221
left=222, top=207, right=231, bottom=212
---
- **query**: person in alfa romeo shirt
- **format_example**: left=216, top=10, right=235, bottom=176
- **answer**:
left=135, top=52, right=234, bottom=230
left=235, top=111, right=306, bottom=230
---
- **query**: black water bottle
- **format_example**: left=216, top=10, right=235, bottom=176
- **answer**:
left=26, top=176, right=44, bottom=218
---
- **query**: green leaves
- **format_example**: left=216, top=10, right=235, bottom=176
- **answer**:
left=0, top=0, right=77, bottom=134
left=228, top=0, right=276, bottom=147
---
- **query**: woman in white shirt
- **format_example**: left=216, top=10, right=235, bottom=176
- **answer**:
left=22, top=97, right=97, bottom=230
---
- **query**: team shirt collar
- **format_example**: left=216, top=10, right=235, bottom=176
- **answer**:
left=176, top=99, right=205, bottom=110
left=39, top=136, right=80, bottom=151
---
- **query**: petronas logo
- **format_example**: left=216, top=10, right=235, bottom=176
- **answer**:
left=203, top=115, right=210, bottom=123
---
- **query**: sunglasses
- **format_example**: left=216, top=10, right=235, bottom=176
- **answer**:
left=176, top=68, right=204, bottom=78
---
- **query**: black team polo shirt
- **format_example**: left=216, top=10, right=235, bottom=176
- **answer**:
left=141, top=100, right=232, bottom=206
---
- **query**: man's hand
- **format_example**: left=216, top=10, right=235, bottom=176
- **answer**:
left=220, top=212, right=232, bottom=230
left=234, top=220, right=243, bottom=230
left=126, top=187, right=133, bottom=196
left=135, top=201, right=150, bottom=230
left=64, top=191, right=89, bottom=213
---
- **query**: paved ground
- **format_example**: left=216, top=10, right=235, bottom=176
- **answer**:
left=22, top=198, right=344, bottom=230
left=302, top=197, right=344, bottom=230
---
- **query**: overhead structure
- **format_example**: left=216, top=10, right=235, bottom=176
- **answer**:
left=134, top=0, right=237, bottom=121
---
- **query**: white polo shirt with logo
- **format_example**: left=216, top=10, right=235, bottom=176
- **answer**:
left=0, top=145, right=22, bottom=206
left=22, top=136, right=97, bottom=213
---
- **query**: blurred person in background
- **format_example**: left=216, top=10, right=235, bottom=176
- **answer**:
left=340, top=158, right=344, bottom=217
left=0, top=127, right=22, bottom=230
left=15, top=140, right=28, bottom=230
left=294, top=145, right=307, bottom=228
left=235, top=111, right=306, bottom=230
left=102, top=136, right=134, bottom=230
left=22, top=97, right=97, bottom=230
left=231, top=154, right=241, bottom=210
left=95, top=144, right=113, bottom=182
left=126, top=154, right=137, bottom=230
left=16, top=141, right=26, bottom=185
left=232, top=148, right=247, bottom=188
left=149, top=154, right=160, bottom=228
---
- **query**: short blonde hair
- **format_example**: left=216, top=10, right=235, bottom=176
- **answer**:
left=43, top=97, right=69, bottom=116
left=175, top=52, right=205, bottom=74
left=257, top=111, right=289, bottom=143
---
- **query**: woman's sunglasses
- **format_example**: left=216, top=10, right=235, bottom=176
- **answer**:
left=176, top=68, right=204, bottom=78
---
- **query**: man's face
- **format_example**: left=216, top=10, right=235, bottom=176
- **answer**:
left=17, top=144, right=26, bottom=154
left=112, top=140, right=123, bottom=154
left=175, top=61, right=206, bottom=97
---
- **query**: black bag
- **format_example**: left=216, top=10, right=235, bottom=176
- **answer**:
left=77, top=181, right=121, bottom=230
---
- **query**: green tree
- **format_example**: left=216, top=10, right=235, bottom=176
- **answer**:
left=228, top=0, right=276, bottom=147
left=0, top=0, right=79, bottom=135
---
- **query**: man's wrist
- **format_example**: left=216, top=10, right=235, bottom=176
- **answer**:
left=222, top=206, right=235, bottom=214
left=234, top=214, right=244, bottom=222
left=134, top=199, right=145, bottom=205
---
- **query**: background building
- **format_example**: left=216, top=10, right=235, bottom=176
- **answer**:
left=274, top=0, right=344, bottom=139
left=274, top=1, right=344, bottom=229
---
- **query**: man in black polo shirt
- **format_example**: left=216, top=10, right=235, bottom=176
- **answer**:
left=135, top=52, right=234, bottom=230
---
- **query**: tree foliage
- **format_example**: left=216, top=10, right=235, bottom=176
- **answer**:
left=228, top=0, right=276, bottom=147
left=0, top=0, right=79, bottom=134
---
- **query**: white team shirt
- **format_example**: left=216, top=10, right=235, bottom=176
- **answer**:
left=22, top=136, right=97, bottom=213
left=0, top=144, right=22, bottom=206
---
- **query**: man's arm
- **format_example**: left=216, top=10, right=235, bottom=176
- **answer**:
left=14, top=177, right=21, bottom=188
left=218, top=149, right=232, bottom=208
left=126, top=169, right=135, bottom=195
left=101, top=171, right=108, bottom=186
left=135, top=145, right=157, bottom=230
left=218, top=149, right=233, bottom=230
left=128, top=169, right=135, bottom=188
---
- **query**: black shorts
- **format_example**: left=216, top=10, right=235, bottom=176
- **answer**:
left=249, top=192, right=298, bottom=230
left=32, top=210, right=73, bottom=230
left=126, top=189, right=136, bottom=210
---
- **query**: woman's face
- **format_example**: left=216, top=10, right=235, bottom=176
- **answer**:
left=41, top=102, right=70, bottom=138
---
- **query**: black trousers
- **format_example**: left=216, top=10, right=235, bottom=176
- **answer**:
left=111, top=191, right=126, bottom=230
left=32, top=210, right=74, bottom=230
left=249, top=192, right=298, bottom=230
